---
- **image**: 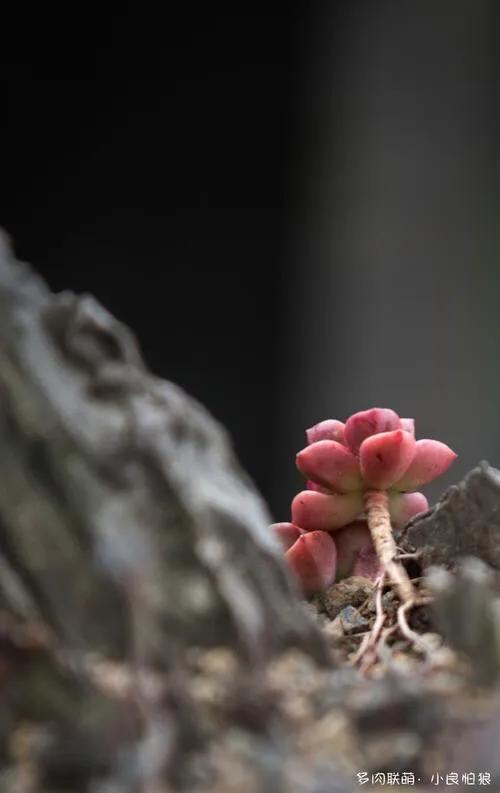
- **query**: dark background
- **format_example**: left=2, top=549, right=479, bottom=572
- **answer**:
left=2, top=2, right=500, bottom=519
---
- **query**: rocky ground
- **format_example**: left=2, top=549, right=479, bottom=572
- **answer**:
left=1, top=235, right=499, bottom=792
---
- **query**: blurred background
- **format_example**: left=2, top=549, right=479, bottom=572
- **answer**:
left=1, top=1, right=499, bottom=519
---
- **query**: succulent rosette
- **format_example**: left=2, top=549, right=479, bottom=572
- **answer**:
left=271, top=408, right=457, bottom=596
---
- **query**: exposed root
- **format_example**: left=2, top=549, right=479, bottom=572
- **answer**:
left=350, top=573, right=386, bottom=671
left=394, top=552, right=421, bottom=562
left=364, top=490, right=416, bottom=605
left=349, top=577, right=433, bottom=673
left=346, top=491, right=431, bottom=672
left=397, top=597, right=433, bottom=653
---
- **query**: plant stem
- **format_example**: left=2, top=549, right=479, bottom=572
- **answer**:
left=364, top=489, right=415, bottom=605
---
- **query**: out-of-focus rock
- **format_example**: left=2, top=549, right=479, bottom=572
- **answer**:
left=400, top=462, right=500, bottom=570
left=427, top=557, right=500, bottom=685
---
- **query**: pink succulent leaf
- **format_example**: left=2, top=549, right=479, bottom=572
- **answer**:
left=389, top=492, right=429, bottom=529
left=306, top=480, right=331, bottom=494
left=296, top=440, right=362, bottom=492
left=344, top=407, right=401, bottom=454
left=359, top=429, right=416, bottom=489
left=351, top=544, right=383, bottom=581
left=394, top=439, right=457, bottom=491
left=400, top=418, right=415, bottom=435
left=270, top=522, right=305, bottom=551
left=285, top=530, right=337, bottom=595
left=333, top=520, right=371, bottom=579
left=306, top=419, right=346, bottom=446
left=291, top=490, right=363, bottom=531
left=333, top=520, right=382, bottom=581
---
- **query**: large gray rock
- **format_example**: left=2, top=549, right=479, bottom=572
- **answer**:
left=400, top=461, right=500, bottom=570
left=0, top=231, right=328, bottom=790
left=0, top=231, right=323, bottom=663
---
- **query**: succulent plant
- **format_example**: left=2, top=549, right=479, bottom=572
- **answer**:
left=271, top=408, right=456, bottom=598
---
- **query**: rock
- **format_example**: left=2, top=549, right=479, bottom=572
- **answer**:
left=427, top=557, right=500, bottom=685
left=400, top=462, right=500, bottom=570
left=335, top=606, right=370, bottom=636
left=0, top=231, right=324, bottom=663
left=0, top=231, right=326, bottom=789
left=315, top=577, right=374, bottom=620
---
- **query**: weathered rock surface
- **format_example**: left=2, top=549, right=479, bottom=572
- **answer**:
left=0, top=232, right=324, bottom=791
left=0, top=232, right=322, bottom=662
left=400, top=461, right=500, bottom=570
